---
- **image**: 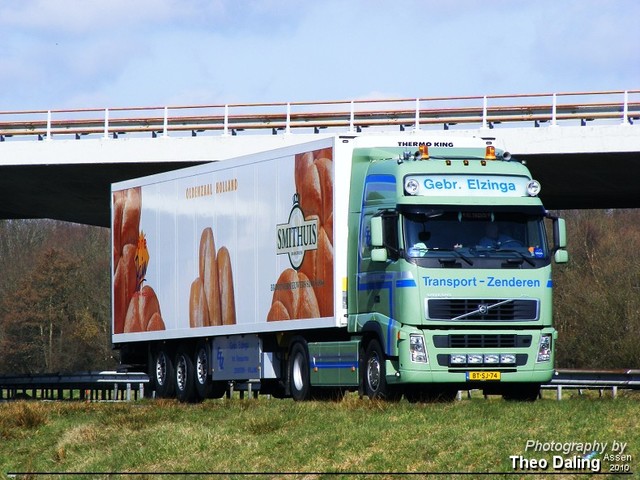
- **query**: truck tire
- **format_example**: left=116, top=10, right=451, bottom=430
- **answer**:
left=195, top=341, right=212, bottom=400
left=175, top=346, right=197, bottom=403
left=153, top=349, right=175, bottom=398
left=364, top=339, right=399, bottom=401
left=289, top=341, right=312, bottom=401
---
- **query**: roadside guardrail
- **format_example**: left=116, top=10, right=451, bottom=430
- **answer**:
left=543, top=368, right=640, bottom=400
left=0, top=371, right=148, bottom=402
left=1, top=369, right=638, bottom=402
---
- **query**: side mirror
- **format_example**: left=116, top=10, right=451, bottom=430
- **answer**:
left=370, top=211, right=399, bottom=262
left=371, top=216, right=384, bottom=247
left=371, top=248, right=388, bottom=263
left=554, top=218, right=567, bottom=249
left=554, top=249, right=569, bottom=264
left=370, top=216, right=388, bottom=262
left=552, top=217, right=568, bottom=263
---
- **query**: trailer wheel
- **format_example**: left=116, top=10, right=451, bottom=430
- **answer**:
left=195, top=342, right=212, bottom=400
left=153, top=349, right=175, bottom=398
left=175, top=347, right=197, bottom=403
left=364, top=339, right=399, bottom=401
left=289, top=341, right=311, bottom=401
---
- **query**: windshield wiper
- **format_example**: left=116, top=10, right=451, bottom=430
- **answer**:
left=430, top=247, right=474, bottom=266
left=494, top=248, right=536, bottom=266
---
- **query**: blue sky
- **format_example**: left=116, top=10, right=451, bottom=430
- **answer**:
left=1, top=0, right=638, bottom=111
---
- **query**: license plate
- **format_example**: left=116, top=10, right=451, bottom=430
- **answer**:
left=466, top=371, right=501, bottom=381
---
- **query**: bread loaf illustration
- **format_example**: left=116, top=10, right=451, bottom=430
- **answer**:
left=189, top=227, right=236, bottom=327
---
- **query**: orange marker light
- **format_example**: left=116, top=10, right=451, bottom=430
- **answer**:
left=419, top=144, right=429, bottom=160
left=485, top=146, right=496, bottom=160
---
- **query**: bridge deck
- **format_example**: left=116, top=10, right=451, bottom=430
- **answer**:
left=1, top=90, right=639, bottom=226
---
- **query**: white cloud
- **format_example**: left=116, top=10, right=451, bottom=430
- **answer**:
left=0, top=0, right=224, bottom=34
left=0, top=0, right=637, bottom=111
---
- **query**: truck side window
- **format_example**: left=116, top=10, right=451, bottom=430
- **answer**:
left=381, top=212, right=400, bottom=260
left=360, top=213, right=373, bottom=259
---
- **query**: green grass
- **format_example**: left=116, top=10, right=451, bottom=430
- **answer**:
left=1, top=391, right=638, bottom=479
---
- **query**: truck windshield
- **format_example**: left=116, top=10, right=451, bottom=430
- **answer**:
left=403, top=209, right=549, bottom=264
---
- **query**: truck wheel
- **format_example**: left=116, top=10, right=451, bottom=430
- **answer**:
left=153, top=349, right=175, bottom=398
left=289, top=342, right=312, bottom=401
left=175, top=347, right=197, bottom=403
left=195, top=341, right=212, bottom=400
left=364, top=339, right=399, bottom=401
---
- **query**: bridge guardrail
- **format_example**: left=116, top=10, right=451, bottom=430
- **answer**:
left=0, top=90, right=638, bottom=141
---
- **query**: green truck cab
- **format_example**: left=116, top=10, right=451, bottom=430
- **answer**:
left=345, top=138, right=567, bottom=401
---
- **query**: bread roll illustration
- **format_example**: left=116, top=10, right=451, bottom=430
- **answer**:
left=113, top=244, right=137, bottom=334
left=267, top=269, right=320, bottom=321
left=200, top=227, right=222, bottom=326
left=189, top=228, right=236, bottom=327
left=120, top=187, right=142, bottom=252
left=300, top=225, right=333, bottom=317
left=112, top=187, right=165, bottom=333
left=189, top=277, right=209, bottom=328
left=217, top=246, right=236, bottom=325
left=292, top=148, right=334, bottom=317
left=124, top=285, right=164, bottom=333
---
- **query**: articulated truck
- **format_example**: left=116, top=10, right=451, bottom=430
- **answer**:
left=112, top=134, right=568, bottom=402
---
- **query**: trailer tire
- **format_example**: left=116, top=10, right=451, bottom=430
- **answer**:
left=175, top=347, right=197, bottom=403
left=153, top=349, right=175, bottom=398
left=195, top=341, right=212, bottom=400
left=364, top=339, right=399, bottom=401
left=289, top=341, right=312, bottom=401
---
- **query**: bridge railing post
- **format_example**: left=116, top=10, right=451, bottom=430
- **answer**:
left=482, top=96, right=488, bottom=129
left=551, top=94, right=558, bottom=127
left=223, top=104, right=230, bottom=136
left=163, top=107, right=169, bottom=138
left=622, top=90, right=629, bottom=125
left=104, top=108, right=110, bottom=139
left=349, top=101, right=355, bottom=133
left=285, top=103, right=291, bottom=135
left=46, top=110, right=52, bottom=141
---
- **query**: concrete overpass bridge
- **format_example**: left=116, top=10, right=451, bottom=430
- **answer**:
left=1, top=89, right=639, bottom=227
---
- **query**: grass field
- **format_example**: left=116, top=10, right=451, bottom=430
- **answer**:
left=1, top=390, right=638, bottom=479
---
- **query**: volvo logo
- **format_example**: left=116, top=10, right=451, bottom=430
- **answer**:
left=477, top=304, right=489, bottom=315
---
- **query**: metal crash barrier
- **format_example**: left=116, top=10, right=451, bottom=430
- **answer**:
left=0, top=371, right=149, bottom=402
left=1, top=369, right=639, bottom=401
left=542, top=369, right=640, bottom=400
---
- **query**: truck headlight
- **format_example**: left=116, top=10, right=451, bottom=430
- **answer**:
left=527, top=180, right=541, bottom=197
left=484, top=354, right=499, bottom=364
left=409, top=334, right=428, bottom=363
left=468, top=354, right=483, bottom=364
left=500, top=354, right=516, bottom=365
left=536, top=335, right=552, bottom=362
left=405, top=179, right=419, bottom=196
left=450, top=354, right=466, bottom=365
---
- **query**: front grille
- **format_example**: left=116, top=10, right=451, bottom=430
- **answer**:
left=427, top=298, right=538, bottom=321
left=433, top=334, right=532, bottom=349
